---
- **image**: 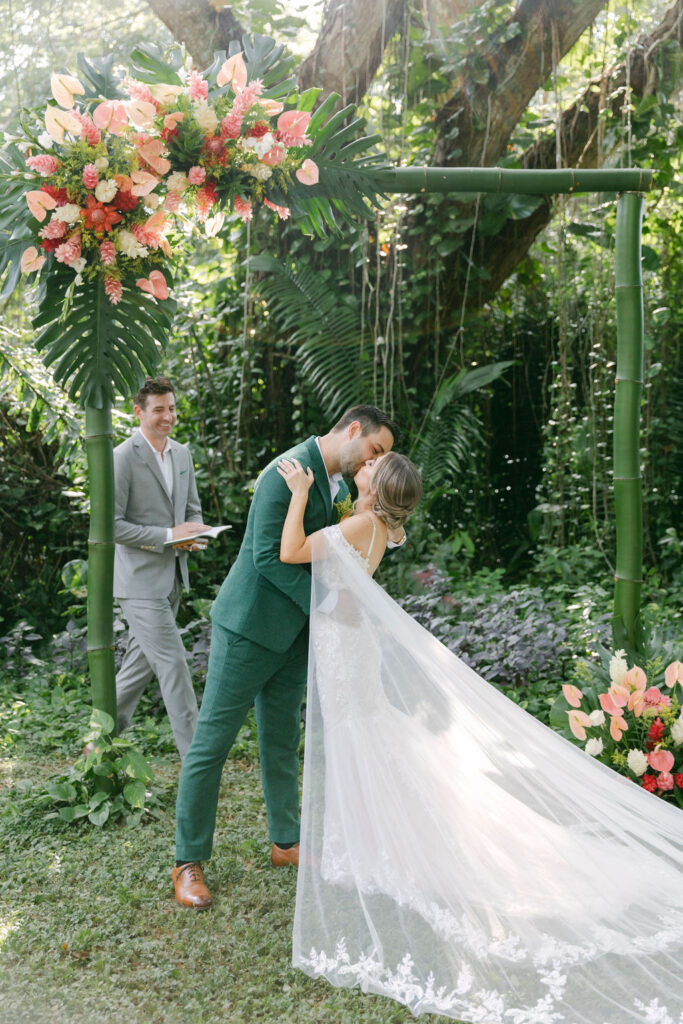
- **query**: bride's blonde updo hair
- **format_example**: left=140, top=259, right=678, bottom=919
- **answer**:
left=370, top=452, right=422, bottom=530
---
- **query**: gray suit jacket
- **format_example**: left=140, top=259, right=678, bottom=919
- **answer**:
left=113, top=429, right=203, bottom=599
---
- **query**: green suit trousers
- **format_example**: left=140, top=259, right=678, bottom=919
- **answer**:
left=175, top=622, right=309, bottom=861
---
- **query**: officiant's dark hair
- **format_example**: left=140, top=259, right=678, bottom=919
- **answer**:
left=332, top=405, right=400, bottom=445
left=134, top=376, right=175, bottom=409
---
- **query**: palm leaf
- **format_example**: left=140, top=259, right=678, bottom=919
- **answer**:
left=252, top=253, right=373, bottom=416
left=127, top=43, right=184, bottom=85
left=34, top=266, right=175, bottom=408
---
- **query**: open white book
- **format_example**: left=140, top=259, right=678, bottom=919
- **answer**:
left=164, top=525, right=231, bottom=546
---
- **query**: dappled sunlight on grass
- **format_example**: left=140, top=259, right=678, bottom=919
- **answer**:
left=0, top=910, right=21, bottom=948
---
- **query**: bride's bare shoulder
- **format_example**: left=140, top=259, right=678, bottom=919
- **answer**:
left=337, top=512, right=387, bottom=558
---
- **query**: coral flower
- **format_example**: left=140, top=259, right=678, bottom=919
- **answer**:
left=217, top=52, right=247, bottom=92
left=20, top=246, right=46, bottom=273
left=567, top=709, right=592, bottom=741
left=81, top=195, right=122, bottom=234
left=25, top=190, right=58, bottom=222
left=664, top=661, right=683, bottom=688
left=609, top=715, right=627, bottom=741
left=561, top=684, right=583, bottom=708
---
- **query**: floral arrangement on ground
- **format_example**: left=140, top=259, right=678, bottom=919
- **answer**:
left=556, top=654, right=683, bottom=804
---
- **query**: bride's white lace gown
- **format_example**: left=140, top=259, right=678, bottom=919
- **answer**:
left=292, top=526, right=683, bottom=1024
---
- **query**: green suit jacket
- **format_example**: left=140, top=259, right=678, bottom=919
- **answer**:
left=211, top=436, right=350, bottom=653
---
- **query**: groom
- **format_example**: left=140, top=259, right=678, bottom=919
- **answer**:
left=172, top=406, right=399, bottom=908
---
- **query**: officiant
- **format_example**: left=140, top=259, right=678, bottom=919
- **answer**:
left=113, top=375, right=208, bottom=759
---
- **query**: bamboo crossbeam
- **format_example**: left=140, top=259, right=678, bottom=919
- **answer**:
left=373, top=167, right=654, bottom=195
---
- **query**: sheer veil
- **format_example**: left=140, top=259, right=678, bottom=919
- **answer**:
left=292, top=525, right=683, bottom=1023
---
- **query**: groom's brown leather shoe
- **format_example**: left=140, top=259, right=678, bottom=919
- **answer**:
left=271, top=843, right=299, bottom=867
left=172, top=863, right=212, bottom=908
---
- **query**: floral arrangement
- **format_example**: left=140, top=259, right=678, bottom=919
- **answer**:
left=18, top=53, right=319, bottom=305
left=560, top=654, right=683, bottom=804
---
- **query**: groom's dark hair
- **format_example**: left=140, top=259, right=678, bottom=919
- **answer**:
left=134, top=376, right=175, bottom=409
left=332, top=405, right=400, bottom=445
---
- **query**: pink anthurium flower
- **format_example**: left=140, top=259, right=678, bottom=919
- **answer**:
left=136, top=270, right=168, bottom=300
left=137, top=139, right=171, bottom=176
left=20, top=246, right=46, bottom=273
left=623, top=665, right=647, bottom=691
left=130, top=171, right=160, bottom=197
left=599, top=691, right=622, bottom=716
left=217, top=53, right=247, bottom=91
left=664, top=661, right=683, bottom=688
left=609, top=715, right=628, bottom=742
left=126, top=100, right=157, bottom=128
left=93, top=100, right=128, bottom=135
left=296, top=158, right=319, bottom=185
left=50, top=73, right=85, bottom=109
left=278, top=110, right=311, bottom=140
left=567, top=709, right=592, bottom=741
left=562, top=684, right=583, bottom=708
left=44, top=105, right=82, bottom=144
left=648, top=749, right=675, bottom=773
left=163, top=112, right=185, bottom=131
left=260, top=99, right=284, bottom=117
left=25, top=190, right=58, bottom=222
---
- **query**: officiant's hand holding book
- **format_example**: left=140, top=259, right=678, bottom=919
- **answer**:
left=166, top=525, right=232, bottom=550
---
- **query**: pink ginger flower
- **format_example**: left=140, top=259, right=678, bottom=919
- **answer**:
left=642, top=687, right=671, bottom=712
left=99, top=240, right=116, bottom=265
left=39, top=217, right=68, bottom=240
left=188, top=71, right=208, bottom=102
left=82, top=163, right=99, bottom=189
left=195, top=182, right=217, bottom=222
left=232, top=80, right=263, bottom=115
left=220, top=111, right=243, bottom=140
left=72, top=109, right=102, bottom=146
left=263, top=198, right=290, bottom=220
left=125, top=79, right=159, bottom=108
left=54, top=233, right=82, bottom=266
left=188, top=165, right=206, bottom=186
left=234, top=196, right=252, bottom=222
left=104, top=275, right=122, bottom=305
left=26, top=154, right=60, bottom=176
left=657, top=772, right=674, bottom=791
left=164, top=191, right=182, bottom=212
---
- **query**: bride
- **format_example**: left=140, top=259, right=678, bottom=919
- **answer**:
left=277, top=453, right=683, bottom=1024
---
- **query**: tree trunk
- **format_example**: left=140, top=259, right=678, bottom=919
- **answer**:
left=145, top=0, right=243, bottom=68
left=85, top=404, right=117, bottom=723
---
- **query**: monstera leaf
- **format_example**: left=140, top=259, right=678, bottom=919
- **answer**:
left=34, top=265, right=175, bottom=409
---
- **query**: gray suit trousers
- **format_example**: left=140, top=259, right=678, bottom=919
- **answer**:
left=116, top=571, right=198, bottom=759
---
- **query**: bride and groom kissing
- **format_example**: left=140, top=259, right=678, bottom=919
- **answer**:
left=172, top=404, right=421, bottom=909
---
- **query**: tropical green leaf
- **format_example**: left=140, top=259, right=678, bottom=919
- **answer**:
left=34, top=268, right=173, bottom=408
left=127, top=43, right=184, bottom=85
left=76, top=53, right=123, bottom=100
left=123, top=780, right=147, bottom=808
left=89, top=707, right=116, bottom=735
left=120, top=750, right=154, bottom=782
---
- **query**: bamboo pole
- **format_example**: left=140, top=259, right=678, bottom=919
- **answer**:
left=373, top=167, right=654, bottom=195
left=613, top=192, right=645, bottom=657
left=85, top=403, right=117, bottom=723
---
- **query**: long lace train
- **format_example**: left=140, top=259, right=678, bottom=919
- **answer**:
left=292, top=526, right=683, bottom=1023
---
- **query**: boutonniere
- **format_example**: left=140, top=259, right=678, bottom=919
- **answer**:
left=334, top=494, right=354, bottom=522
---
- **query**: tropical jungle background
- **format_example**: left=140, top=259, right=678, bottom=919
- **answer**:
left=0, top=1, right=681, bottom=1021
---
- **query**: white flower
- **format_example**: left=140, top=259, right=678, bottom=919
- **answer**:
left=585, top=738, right=603, bottom=757
left=38, top=132, right=53, bottom=149
left=609, top=649, right=629, bottom=686
left=53, top=203, right=82, bottom=223
left=144, top=194, right=161, bottom=209
left=588, top=709, right=606, bottom=726
left=94, top=156, right=109, bottom=171
left=116, top=229, right=148, bottom=259
left=71, top=257, right=86, bottom=274
left=249, top=163, right=272, bottom=182
left=627, top=749, right=649, bottom=776
left=95, top=179, right=118, bottom=203
left=242, top=132, right=275, bottom=160
left=192, top=101, right=218, bottom=136
left=167, top=171, right=189, bottom=193
left=671, top=715, right=683, bottom=747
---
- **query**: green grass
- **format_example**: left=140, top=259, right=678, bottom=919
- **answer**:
left=0, top=670, right=440, bottom=1024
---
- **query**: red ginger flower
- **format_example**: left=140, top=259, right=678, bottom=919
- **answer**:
left=114, top=189, right=139, bottom=212
left=195, top=181, right=217, bottom=222
left=646, top=717, right=666, bottom=750
left=641, top=774, right=658, bottom=792
left=82, top=195, right=123, bottom=234
left=39, top=236, right=60, bottom=252
left=41, top=184, right=68, bottom=205
left=675, top=774, right=683, bottom=788
left=249, top=121, right=270, bottom=138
